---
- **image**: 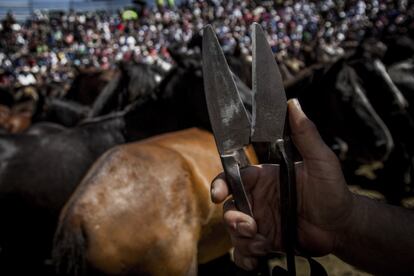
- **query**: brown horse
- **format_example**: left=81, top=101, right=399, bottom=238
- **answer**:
left=53, top=128, right=257, bottom=275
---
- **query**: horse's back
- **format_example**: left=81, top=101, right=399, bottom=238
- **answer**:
left=143, top=128, right=222, bottom=200
left=141, top=128, right=236, bottom=263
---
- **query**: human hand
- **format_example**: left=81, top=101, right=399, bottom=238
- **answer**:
left=211, top=99, right=355, bottom=270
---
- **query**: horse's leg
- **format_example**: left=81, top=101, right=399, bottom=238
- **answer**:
left=155, top=232, right=199, bottom=276
left=186, top=252, right=198, bottom=276
left=57, top=215, right=200, bottom=276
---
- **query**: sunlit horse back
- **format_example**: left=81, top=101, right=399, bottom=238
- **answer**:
left=53, top=128, right=257, bottom=275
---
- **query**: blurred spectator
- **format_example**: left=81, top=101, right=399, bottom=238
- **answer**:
left=0, top=0, right=413, bottom=89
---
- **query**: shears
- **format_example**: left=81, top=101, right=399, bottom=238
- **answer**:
left=202, top=23, right=326, bottom=276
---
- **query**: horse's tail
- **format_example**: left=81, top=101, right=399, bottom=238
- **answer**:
left=52, top=213, right=88, bottom=276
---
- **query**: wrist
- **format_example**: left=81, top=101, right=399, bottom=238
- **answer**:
left=333, top=193, right=367, bottom=256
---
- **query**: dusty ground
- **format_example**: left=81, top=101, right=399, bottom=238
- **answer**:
left=271, top=254, right=371, bottom=276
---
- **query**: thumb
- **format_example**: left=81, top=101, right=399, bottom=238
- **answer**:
left=288, top=99, right=333, bottom=160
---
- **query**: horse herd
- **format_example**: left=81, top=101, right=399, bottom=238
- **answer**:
left=0, top=34, right=414, bottom=275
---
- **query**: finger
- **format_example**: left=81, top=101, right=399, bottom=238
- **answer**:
left=211, top=173, right=229, bottom=203
left=239, top=165, right=280, bottom=192
left=288, top=98, right=334, bottom=160
left=223, top=199, right=257, bottom=238
left=212, top=166, right=264, bottom=202
left=212, top=165, right=276, bottom=199
left=294, top=161, right=306, bottom=212
left=231, top=235, right=270, bottom=257
left=234, top=248, right=258, bottom=271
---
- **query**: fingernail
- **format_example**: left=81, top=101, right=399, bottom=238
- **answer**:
left=292, top=98, right=302, bottom=111
left=210, top=181, right=217, bottom=198
left=237, top=222, right=253, bottom=237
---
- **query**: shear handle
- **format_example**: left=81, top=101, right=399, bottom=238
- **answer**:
left=221, top=150, right=271, bottom=276
left=275, top=138, right=297, bottom=276
left=272, top=136, right=328, bottom=276
left=221, top=150, right=253, bottom=217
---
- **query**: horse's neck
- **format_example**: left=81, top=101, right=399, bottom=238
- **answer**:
left=79, top=114, right=126, bottom=135
left=372, top=59, right=409, bottom=110
left=88, top=72, right=123, bottom=117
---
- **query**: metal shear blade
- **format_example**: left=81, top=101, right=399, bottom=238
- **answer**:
left=203, top=23, right=298, bottom=275
left=251, top=23, right=287, bottom=143
left=202, top=25, right=251, bottom=156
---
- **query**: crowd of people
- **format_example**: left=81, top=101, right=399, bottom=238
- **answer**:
left=0, top=0, right=412, bottom=89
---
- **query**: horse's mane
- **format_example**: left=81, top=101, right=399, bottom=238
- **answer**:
left=88, top=61, right=165, bottom=118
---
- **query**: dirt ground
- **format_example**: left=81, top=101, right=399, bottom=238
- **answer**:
left=271, top=254, right=371, bottom=276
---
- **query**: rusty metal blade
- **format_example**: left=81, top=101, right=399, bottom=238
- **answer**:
left=202, top=25, right=251, bottom=154
left=251, top=23, right=287, bottom=142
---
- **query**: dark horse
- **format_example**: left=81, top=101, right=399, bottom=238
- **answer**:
left=65, top=67, right=118, bottom=106
left=348, top=40, right=414, bottom=204
left=286, top=59, right=393, bottom=164
left=0, top=114, right=126, bottom=275
left=88, top=61, right=163, bottom=118
left=38, top=98, right=91, bottom=127
left=34, top=61, right=163, bottom=127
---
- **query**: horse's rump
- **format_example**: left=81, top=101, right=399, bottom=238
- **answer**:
left=53, top=128, right=246, bottom=275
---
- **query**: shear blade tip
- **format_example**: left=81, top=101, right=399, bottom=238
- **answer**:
left=203, top=24, right=214, bottom=33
